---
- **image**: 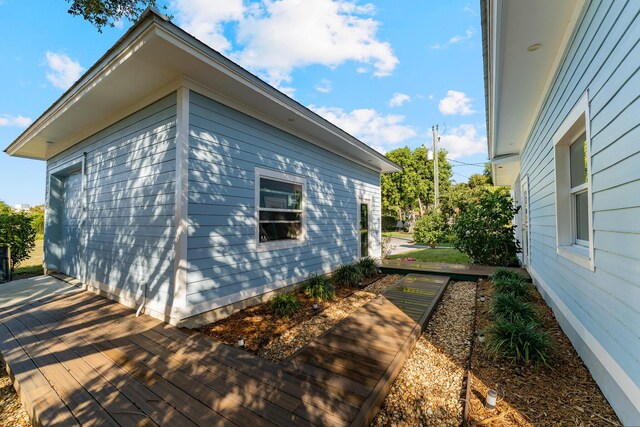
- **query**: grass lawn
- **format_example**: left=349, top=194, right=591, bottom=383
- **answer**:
left=382, top=231, right=414, bottom=239
left=12, top=239, right=44, bottom=279
left=388, top=247, right=471, bottom=264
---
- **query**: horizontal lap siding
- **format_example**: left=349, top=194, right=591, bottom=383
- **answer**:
left=186, top=91, right=381, bottom=309
left=519, top=0, right=640, bottom=417
left=46, top=94, right=177, bottom=308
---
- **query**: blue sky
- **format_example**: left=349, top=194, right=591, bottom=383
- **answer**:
left=0, top=0, right=487, bottom=206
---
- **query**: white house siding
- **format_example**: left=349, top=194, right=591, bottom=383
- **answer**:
left=45, top=94, right=177, bottom=314
left=186, top=91, right=381, bottom=314
left=519, top=1, right=640, bottom=422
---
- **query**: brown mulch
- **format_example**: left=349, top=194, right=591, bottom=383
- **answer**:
left=198, top=274, right=401, bottom=355
left=0, top=363, right=31, bottom=427
left=467, top=280, right=622, bottom=426
left=372, top=281, right=477, bottom=427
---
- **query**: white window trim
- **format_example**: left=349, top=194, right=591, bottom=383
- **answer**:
left=553, top=92, right=595, bottom=271
left=254, top=167, right=307, bottom=251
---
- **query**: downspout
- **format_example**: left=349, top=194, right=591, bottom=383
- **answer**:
left=136, top=282, right=146, bottom=317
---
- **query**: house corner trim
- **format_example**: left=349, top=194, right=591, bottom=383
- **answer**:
left=173, top=86, right=189, bottom=311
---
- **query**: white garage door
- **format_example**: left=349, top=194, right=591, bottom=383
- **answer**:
left=60, top=171, right=83, bottom=278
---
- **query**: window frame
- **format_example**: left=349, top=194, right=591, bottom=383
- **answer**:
left=553, top=92, right=594, bottom=271
left=254, top=167, right=307, bottom=251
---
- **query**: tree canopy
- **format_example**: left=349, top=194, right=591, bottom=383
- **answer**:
left=65, top=0, right=166, bottom=31
left=381, top=146, right=452, bottom=219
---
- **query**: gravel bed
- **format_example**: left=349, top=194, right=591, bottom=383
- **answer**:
left=372, top=281, right=477, bottom=427
left=0, top=364, right=31, bottom=427
left=258, top=274, right=403, bottom=362
left=468, top=281, right=621, bottom=426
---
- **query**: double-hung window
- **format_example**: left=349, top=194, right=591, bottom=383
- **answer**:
left=553, top=92, right=594, bottom=271
left=255, top=168, right=306, bottom=249
left=569, top=134, right=589, bottom=246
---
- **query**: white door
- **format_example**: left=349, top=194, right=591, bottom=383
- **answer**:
left=521, top=176, right=531, bottom=267
left=60, top=171, right=83, bottom=278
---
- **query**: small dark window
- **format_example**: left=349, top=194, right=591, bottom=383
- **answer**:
left=258, top=177, right=303, bottom=242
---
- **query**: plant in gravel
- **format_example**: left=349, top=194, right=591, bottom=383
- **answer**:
left=301, top=274, right=335, bottom=301
left=485, top=318, right=552, bottom=366
left=490, top=268, right=524, bottom=282
left=332, top=263, right=364, bottom=287
left=357, top=257, right=379, bottom=278
left=270, top=293, right=300, bottom=317
left=490, top=293, right=538, bottom=323
left=493, top=276, right=532, bottom=301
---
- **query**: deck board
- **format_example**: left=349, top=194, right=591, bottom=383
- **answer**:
left=284, top=273, right=449, bottom=427
left=381, top=259, right=531, bottom=280
left=0, top=274, right=448, bottom=426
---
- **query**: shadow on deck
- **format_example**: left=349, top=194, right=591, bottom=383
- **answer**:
left=0, top=274, right=448, bottom=426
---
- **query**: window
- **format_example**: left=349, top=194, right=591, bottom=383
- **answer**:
left=553, top=92, right=594, bottom=271
left=255, top=168, right=306, bottom=249
left=570, top=134, right=589, bottom=245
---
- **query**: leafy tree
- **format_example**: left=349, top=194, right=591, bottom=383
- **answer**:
left=0, top=200, right=11, bottom=214
left=0, top=211, right=37, bottom=273
left=65, top=0, right=167, bottom=31
left=381, top=146, right=452, bottom=220
left=451, top=186, right=521, bottom=266
left=29, top=205, right=45, bottom=238
left=483, top=162, right=493, bottom=184
left=413, top=209, right=446, bottom=248
left=468, top=173, right=492, bottom=188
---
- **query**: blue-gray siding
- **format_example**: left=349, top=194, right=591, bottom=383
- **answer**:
left=45, top=94, right=177, bottom=310
left=520, top=0, right=639, bottom=422
left=186, top=91, right=381, bottom=310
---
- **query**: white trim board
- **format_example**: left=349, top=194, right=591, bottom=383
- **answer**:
left=173, top=86, right=189, bottom=309
left=528, top=266, right=640, bottom=423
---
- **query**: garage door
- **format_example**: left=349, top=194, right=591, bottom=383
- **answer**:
left=60, top=171, right=83, bottom=278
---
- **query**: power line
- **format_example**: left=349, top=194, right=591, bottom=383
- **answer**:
left=447, top=158, right=486, bottom=167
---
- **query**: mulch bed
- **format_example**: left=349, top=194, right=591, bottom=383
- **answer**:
left=467, top=280, right=622, bottom=426
left=0, top=363, right=31, bottom=427
left=198, top=274, right=400, bottom=356
left=373, top=281, right=477, bottom=427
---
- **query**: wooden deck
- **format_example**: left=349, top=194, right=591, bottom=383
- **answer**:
left=284, top=274, right=449, bottom=427
left=0, top=274, right=448, bottom=426
left=381, top=259, right=531, bottom=281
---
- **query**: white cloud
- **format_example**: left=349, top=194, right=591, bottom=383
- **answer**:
left=439, top=90, right=475, bottom=115
left=315, top=79, right=332, bottom=93
left=171, top=0, right=398, bottom=86
left=170, top=0, right=243, bottom=52
left=439, top=124, right=487, bottom=159
left=463, top=5, right=477, bottom=16
left=312, top=106, right=416, bottom=147
left=389, top=92, right=410, bottom=107
left=449, top=27, right=475, bottom=44
left=0, top=114, right=32, bottom=127
left=430, top=27, right=475, bottom=49
left=45, top=51, right=84, bottom=89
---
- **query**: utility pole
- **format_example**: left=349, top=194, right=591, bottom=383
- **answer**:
left=432, top=125, right=439, bottom=209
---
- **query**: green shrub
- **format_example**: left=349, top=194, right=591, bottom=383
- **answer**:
left=0, top=210, right=36, bottom=273
left=332, top=263, right=363, bottom=287
left=490, top=268, right=524, bottom=282
left=413, top=209, right=446, bottom=248
left=490, top=293, right=538, bottom=323
left=301, top=274, right=335, bottom=301
left=452, top=187, right=521, bottom=266
left=270, top=293, right=300, bottom=317
left=485, top=318, right=551, bottom=366
left=357, top=257, right=379, bottom=278
left=493, top=276, right=531, bottom=301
